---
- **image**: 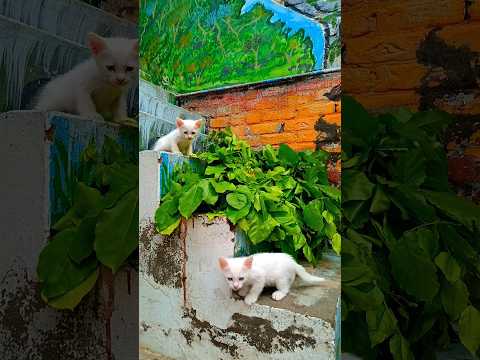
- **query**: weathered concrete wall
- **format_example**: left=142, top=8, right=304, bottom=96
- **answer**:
left=343, top=1, right=480, bottom=202
left=139, top=150, right=341, bottom=359
left=0, top=111, right=138, bottom=359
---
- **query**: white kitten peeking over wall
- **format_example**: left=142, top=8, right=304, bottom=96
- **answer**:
left=35, top=32, right=138, bottom=126
left=152, top=118, right=202, bottom=156
left=219, top=253, right=325, bottom=305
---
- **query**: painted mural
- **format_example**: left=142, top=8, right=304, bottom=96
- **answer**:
left=139, top=0, right=340, bottom=93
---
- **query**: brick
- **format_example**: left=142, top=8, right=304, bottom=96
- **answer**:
left=344, top=31, right=425, bottom=65
left=322, top=113, right=341, bottom=126
left=297, top=130, right=318, bottom=142
left=438, top=22, right=480, bottom=52
left=260, top=132, right=297, bottom=145
left=464, top=146, right=480, bottom=158
left=349, top=90, right=420, bottom=111
left=334, top=102, right=341, bottom=112
left=249, top=122, right=283, bottom=134
left=284, top=118, right=317, bottom=132
left=471, top=1, right=480, bottom=20
left=287, top=142, right=316, bottom=151
left=320, top=144, right=341, bottom=153
left=252, top=96, right=282, bottom=110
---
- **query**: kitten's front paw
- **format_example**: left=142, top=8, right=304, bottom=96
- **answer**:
left=237, top=288, right=249, bottom=297
left=272, top=291, right=287, bottom=301
left=244, top=295, right=257, bottom=305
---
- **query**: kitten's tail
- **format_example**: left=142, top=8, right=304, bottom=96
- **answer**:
left=295, top=264, right=325, bottom=285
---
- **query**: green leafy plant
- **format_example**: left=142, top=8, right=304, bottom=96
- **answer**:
left=341, top=96, right=480, bottom=359
left=155, top=128, right=341, bottom=264
left=37, top=137, right=138, bottom=310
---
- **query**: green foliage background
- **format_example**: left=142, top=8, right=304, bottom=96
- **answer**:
left=342, top=96, right=480, bottom=359
left=139, top=0, right=318, bottom=93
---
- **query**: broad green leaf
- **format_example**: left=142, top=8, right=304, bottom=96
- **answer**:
left=226, top=192, right=249, bottom=210
left=210, top=180, right=235, bottom=193
left=159, top=218, right=181, bottom=236
left=390, top=239, right=439, bottom=301
left=53, top=182, right=103, bottom=231
left=278, top=144, right=299, bottom=165
left=343, top=285, right=384, bottom=311
left=204, top=165, right=225, bottom=178
left=366, top=303, right=397, bottom=347
left=37, top=229, right=98, bottom=299
left=318, top=184, right=341, bottom=201
left=302, top=243, right=315, bottom=264
left=46, top=268, right=99, bottom=310
left=435, top=252, right=461, bottom=283
left=425, top=191, right=480, bottom=231
left=179, top=184, right=204, bottom=218
left=343, top=200, right=370, bottom=228
left=331, top=233, right=341, bottom=255
left=389, top=334, right=414, bottom=360
left=392, top=149, right=426, bottom=187
left=226, top=204, right=251, bottom=224
left=343, top=170, right=375, bottom=202
left=369, top=186, right=390, bottom=214
left=303, top=200, right=324, bottom=231
left=199, top=179, right=218, bottom=205
left=247, top=214, right=278, bottom=244
left=101, top=163, right=138, bottom=208
left=68, top=216, right=96, bottom=264
left=459, top=306, right=480, bottom=355
left=95, top=189, right=139, bottom=273
left=441, top=280, right=469, bottom=320
left=342, top=95, right=380, bottom=147
left=155, top=198, right=181, bottom=233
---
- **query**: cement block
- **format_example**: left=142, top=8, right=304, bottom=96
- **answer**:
left=0, top=111, right=137, bottom=359
left=139, top=214, right=340, bottom=359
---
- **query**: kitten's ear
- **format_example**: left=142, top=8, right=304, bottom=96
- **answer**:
left=87, top=32, right=106, bottom=56
left=243, top=256, right=253, bottom=270
left=194, top=120, right=203, bottom=129
left=218, top=257, right=229, bottom=270
left=176, top=118, right=184, bottom=128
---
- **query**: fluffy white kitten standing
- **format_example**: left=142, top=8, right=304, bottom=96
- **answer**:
left=35, top=32, right=138, bottom=125
left=152, top=118, right=202, bottom=156
left=219, top=253, right=325, bottom=305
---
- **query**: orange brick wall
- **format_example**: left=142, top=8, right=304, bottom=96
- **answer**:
left=177, top=72, right=341, bottom=183
left=343, top=1, right=480, bottom=201
left=178, top=73, right=341, bottom=151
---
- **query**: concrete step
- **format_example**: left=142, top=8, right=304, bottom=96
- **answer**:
left=0, top=111, right=138, bottom=359
left=0, top=0, right=136, bottom=46
left=139, top=151, right=341, bottom=360
left=139, top=80, right=206, bottom=151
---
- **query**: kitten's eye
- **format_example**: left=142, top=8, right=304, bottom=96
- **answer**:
left=192, top=131, right=196, bottom=135
left=239, top=277, right=244, bottom=281
left=227, top=277, right=233, bottom=281
left=184, top=131, right=188, bottom=134
left=106, top=65, right=115, bottom=72
left=125, top=66, right=134, bottom=72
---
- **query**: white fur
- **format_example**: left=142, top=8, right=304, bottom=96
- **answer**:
left=152, top=118, right=202, bottom=156
left=219, top=253, right=325, bottom=305
left=34, top=32, right=138, bottom=124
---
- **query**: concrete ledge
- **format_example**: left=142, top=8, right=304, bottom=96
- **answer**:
left=0, top=110, right=137, bottom=359
left=139, top=215, right=339, bottom=359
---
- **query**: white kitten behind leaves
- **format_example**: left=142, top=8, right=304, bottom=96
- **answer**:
left=152, top=118, right=202, bottom=156
left=35, top=32, right=138, bottom=126
left=219, top=253, right=325, bottom=305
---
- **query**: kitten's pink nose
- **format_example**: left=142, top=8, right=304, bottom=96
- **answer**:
left=233, top=282, right=239, bottom=289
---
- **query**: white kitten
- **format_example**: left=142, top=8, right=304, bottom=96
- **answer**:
left=152, top=118, right=202, bottom=156
left=218, top=253, right=325, bottom=305
left=35, top=32, right=138, bottom=125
